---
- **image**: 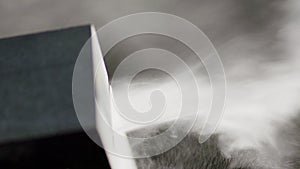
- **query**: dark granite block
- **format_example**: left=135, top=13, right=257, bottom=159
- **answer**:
left=0, top=26, right=110, bottom=168
left=0, top=26, right=92, bottom=143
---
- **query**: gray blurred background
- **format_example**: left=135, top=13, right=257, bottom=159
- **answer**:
left=0, top=0, right=216, bottom=38
left=0, top=0, right=296, bottom=74
left=0, top=0, right=289, bottom=41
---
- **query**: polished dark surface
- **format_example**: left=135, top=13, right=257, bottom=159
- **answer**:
left=0, top=26, right=90, bottom=143
left=0, top=26, right=110, bottom=168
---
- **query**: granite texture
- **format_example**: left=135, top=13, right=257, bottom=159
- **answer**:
left=0, top=26, right=93, bottom=143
